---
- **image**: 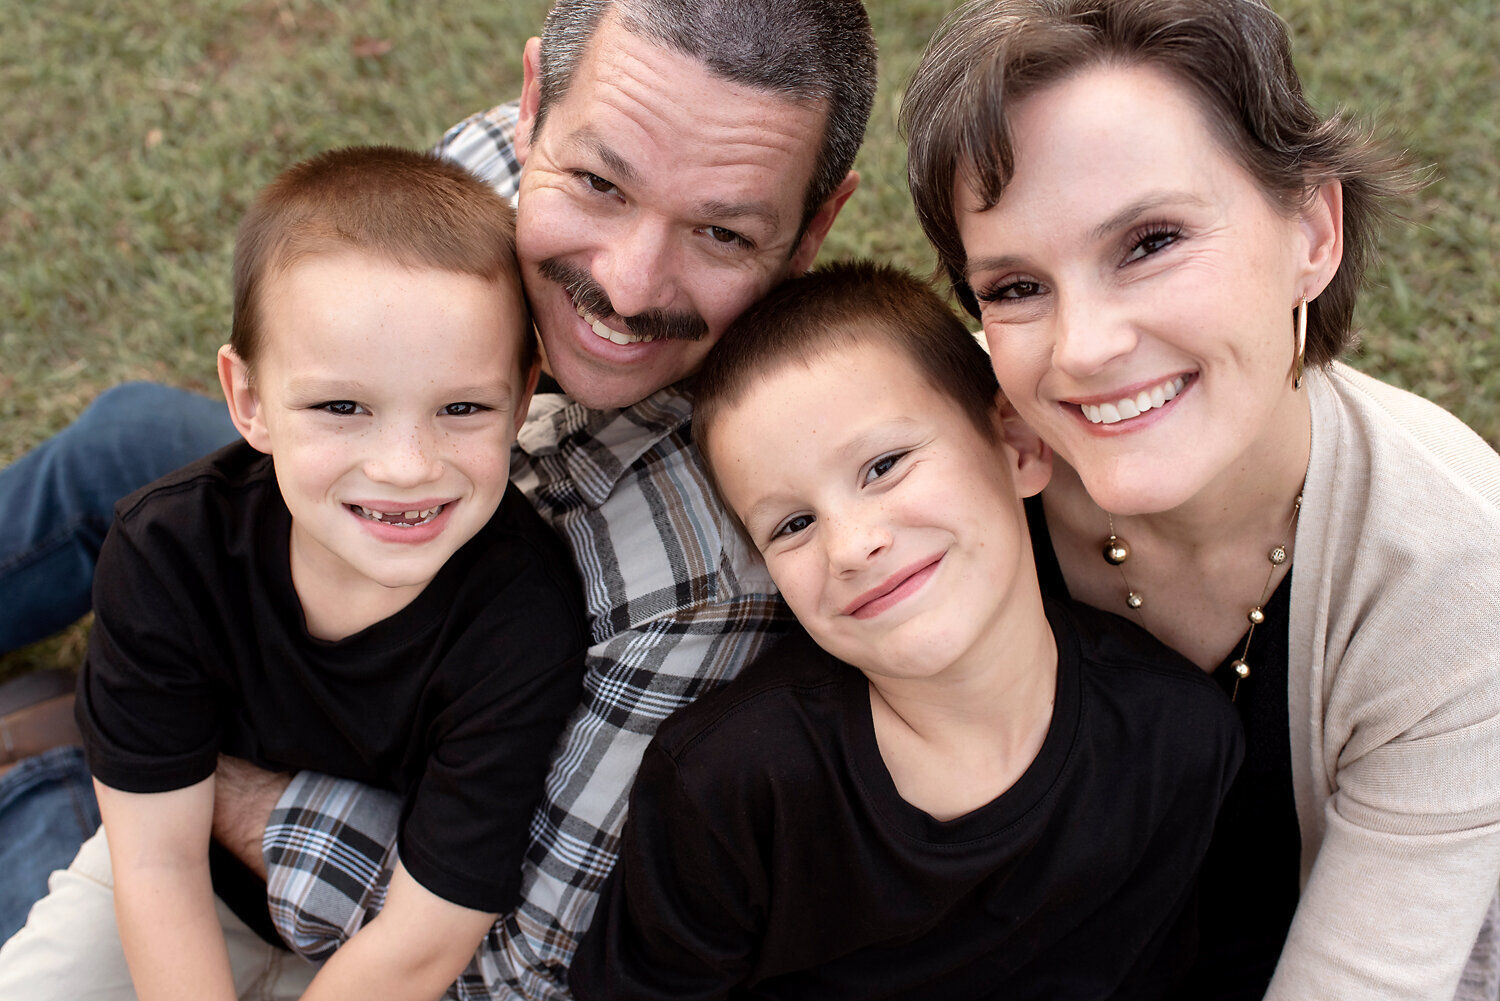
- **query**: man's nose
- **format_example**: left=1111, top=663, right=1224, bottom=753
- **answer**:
left=598, top=218, right=678, bottom=319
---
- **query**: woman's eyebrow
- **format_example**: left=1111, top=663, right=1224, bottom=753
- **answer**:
left=1090, top=191, right=1210, bottom=240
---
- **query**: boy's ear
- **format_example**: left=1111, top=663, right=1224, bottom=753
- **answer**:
left=514, top=37, right=544, bottom=166
left=217, top=345, right=271, bottom=454
left=995, top=393, right=1052, bottom=499
left=513, top=355, right=542, bottom=437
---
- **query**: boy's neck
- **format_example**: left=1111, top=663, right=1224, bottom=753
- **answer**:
left=865, top=583, right=1057, bottom=822
left=290, top=527, right=432, bottom=642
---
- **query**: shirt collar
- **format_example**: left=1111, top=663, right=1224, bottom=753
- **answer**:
left=516, top=383, right=696, bottom=508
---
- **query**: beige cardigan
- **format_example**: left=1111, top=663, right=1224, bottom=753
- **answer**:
left=1270, top=363, right=1500, bottom=1000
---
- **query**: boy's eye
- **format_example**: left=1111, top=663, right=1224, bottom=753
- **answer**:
left=863, top=452, right=906, bottom=484
left=316, top=401, right=365, bottom=417
left=773, top=513, right=815, bottom=539
left=441, top=402, right=489, bottom=417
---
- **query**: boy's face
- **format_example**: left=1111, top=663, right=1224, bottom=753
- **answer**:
left=707, top=339, right=1049, bottom=681
left=220, top=252, right=535, bottom=613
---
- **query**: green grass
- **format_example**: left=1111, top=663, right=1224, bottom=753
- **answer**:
left=2, top=0, right=1497, bottom=678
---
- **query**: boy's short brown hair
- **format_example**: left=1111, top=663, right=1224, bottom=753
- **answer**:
left=693, top=260, right=1000, bottom=494
left=231, top=145, right=531, bottom=371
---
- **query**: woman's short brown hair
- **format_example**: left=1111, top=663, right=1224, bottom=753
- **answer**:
left=231, top=145, right=530, bottom=371
left=901, top=0, right=1420, bottom=365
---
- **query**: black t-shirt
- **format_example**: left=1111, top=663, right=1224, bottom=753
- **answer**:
left=570, top=599, right=1244, bottom=1001
left=78, top=441, right=588, bottom=921
left=1025, top=495, right=1301, bottom=1000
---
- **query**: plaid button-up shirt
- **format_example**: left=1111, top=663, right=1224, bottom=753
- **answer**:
left=261, top=102, right=794, bottom=1000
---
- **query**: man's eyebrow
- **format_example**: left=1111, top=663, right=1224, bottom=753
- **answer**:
left=572, top=128, right=640, bottom=186
left=693, top=198, right=781, bottom=233
left=570, top=127, right=781, bottom=233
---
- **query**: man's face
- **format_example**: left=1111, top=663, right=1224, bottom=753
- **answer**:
left=513, top=17, right=838, bottom=410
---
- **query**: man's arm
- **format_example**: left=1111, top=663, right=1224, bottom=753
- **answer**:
left=95, top=777, right=238, bottom=1001
left=210, top=754, right=291, bottom=880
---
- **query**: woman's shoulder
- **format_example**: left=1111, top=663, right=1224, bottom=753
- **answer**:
left=1314, top=362, right=1500, bottom=510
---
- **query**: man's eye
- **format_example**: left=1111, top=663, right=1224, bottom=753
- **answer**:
left=441, top=402, right=488, bottom=417
left=774, top=513, right=815, bottom=539
left=316, top=401, right=363, bottom=417
left=582, top=172, right=617, bottom=195
left=708, top=226, right=749, bottom=247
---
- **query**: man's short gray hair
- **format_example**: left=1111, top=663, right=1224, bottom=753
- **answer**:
left=533, top=0, right=877, bottom=230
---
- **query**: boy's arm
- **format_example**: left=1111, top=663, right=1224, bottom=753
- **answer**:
left=299, top=858, right=496, bottom=1001
left=94, top=776, right=238, bottom=1001
left=569, top=742, right=761, bottom=1001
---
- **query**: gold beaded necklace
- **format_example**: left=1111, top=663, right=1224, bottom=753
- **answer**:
left=1102, top=493, right=1303, bottom=701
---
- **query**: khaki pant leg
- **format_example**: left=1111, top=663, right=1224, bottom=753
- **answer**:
left=0, top=828, right=317, bottom=1000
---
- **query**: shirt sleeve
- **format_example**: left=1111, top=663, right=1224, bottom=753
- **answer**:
left=263, top=594, right=788, bottom=1001
left=568, top=743, right=760, bottom=1001
left=78, top=505, right=222, bottom=792
left=432, top=100, right=523, bottom=200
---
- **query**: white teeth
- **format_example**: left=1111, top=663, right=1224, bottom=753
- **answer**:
left=1081, top=376, right=1187, bottom=425
left=576, top=306, right=656, bottom=345
left=353, top=504, right=444, bottom=526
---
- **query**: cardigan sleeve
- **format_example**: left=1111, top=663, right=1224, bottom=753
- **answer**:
left=1273, top=364, right=1500, bottom=1001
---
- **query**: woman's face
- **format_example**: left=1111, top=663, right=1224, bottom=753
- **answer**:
left=956, top=63, right=1337, bottom=516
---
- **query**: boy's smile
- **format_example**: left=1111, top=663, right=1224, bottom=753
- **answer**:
left=220, top=251, right=533, bottom=638
left=705, top=340, right=1049, bottom=683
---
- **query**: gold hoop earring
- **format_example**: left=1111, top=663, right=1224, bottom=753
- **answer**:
left=1292, top=297, right=1307, bottom=390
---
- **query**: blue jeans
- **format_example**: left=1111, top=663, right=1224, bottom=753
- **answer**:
left=0, top=383, right=237, bottom=652
left=0, top=747, right=100, bottom=941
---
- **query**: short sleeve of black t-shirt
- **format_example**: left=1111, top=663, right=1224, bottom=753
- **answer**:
left=571, top=600, right=1243, bottom=1001
left=77, top=441, right=588, bottom=913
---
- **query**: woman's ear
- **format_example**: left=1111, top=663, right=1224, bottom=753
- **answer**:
left=995, top=393, right=1052, bottom=499
left=1298, top=179, right=1344, bottom=301
left=217, top=345, right=270, bottom=454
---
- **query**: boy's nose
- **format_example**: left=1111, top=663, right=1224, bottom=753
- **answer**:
left=826, top=512, right=891, bottom=575
left=365, top=425, right=444, bottom=487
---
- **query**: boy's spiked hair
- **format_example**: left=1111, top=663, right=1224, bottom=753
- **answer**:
left=693, top=260, right=1001, bottom=497
left=231, top=145, right=531, bottom=371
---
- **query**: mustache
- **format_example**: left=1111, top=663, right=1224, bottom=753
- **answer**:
left=537, top=258, right=710, bottom=342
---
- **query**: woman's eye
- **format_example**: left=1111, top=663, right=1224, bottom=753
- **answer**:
left=441, top=402, right=487, bottom=417
left=864, top=452, right=906, bottom=484
left=974, top=279, right=1042, bottom=304
left=316, top=401, right=363, bottom=417
left=1124, top=228, right=1180, bottom=263
left=774, top=514, right=815, bottom=539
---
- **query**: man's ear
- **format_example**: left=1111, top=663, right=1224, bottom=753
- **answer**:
left=514, top=37, right=544, bottom=166
left=1297, top=179, right=1344, bottom=301
left=788, top=170, right=859, bottom=275
left=995, top=393, right=1052, bottom=499
left=217, top=345, right=270, bottom=454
